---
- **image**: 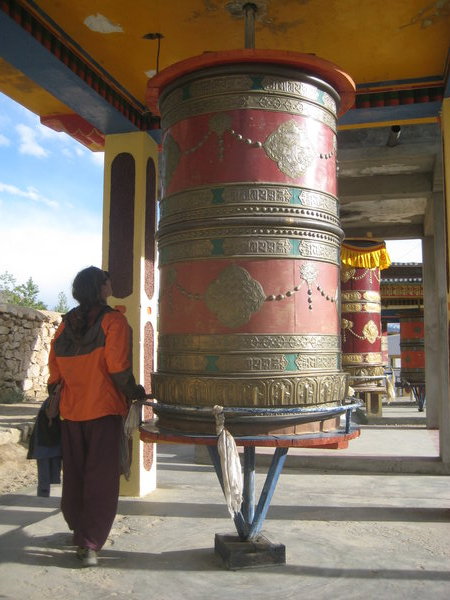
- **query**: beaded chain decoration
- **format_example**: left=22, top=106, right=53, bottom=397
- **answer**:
left=163, top=112, right=336, bottom=183
left=160, top=262, right=337, bottom=328
left=341, top=318, right=381, bottom=345
left=341, top=266, right=381, bottom=284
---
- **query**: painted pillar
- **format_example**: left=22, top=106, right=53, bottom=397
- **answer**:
left=400, top=315, right=425, bottom=385
left=341, top=240, right=391, bottom=385
left=103, top=131, right=158, bottom=496
left=422, top=233, right=439, bottom=427
left=381, top=328, right=389, bottom=368
left=438, top=97, right=450, bottom=463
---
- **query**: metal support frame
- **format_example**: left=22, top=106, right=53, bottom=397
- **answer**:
left=409, top=382, right=426, bottom=412
left=207, top=445, right=289, bottom=540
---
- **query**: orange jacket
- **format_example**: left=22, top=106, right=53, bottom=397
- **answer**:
left=48, top=307, right=141, bottom=421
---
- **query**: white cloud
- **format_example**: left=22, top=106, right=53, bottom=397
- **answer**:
left=0, top=133, right=10, bottom=146
left=0, top=94, right=104, bottom=309
left=16, top=123, right=49, bottom=157
left=386, top=239, right=422, bottom=263
left=0, top=181, right=58, bottom=208
left=0, top=210, right=102, bottom=308
left=91, top=152, right=105, bottom=167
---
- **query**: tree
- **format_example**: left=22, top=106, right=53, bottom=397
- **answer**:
left=15, top=278, right=47, bottom=309
left=0, top=271, right=47, bottom=310
left=0, top=271, right=20, bottom=304
left=54, top=291, right=70, bottom=313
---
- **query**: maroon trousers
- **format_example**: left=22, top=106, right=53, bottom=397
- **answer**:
left=60, top=415, right=122, bottom=551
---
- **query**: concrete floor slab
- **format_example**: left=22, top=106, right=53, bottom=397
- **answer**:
left=1, top=442, right=450, bottom=599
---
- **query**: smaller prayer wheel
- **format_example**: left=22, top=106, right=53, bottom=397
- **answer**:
left=381, top=330, right=389, bottom=367
left=400, top=315, right=425, bottom=384
left=340, top=240, right=391, bottom=383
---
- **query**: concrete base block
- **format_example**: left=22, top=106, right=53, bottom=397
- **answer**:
left=214, top=533, right=286, bottom=570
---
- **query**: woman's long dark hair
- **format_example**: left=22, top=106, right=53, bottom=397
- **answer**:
left=72, top=266, right=108, bottom=308
left=69, top=266, right=110, bottom=337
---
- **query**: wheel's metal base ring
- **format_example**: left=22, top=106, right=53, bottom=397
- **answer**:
left=149, top=400, right=361, bottom=427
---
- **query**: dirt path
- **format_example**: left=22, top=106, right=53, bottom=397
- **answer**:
left=0, top=442, right=38, bottom=495
left=0, top=401, right=40, bottom=496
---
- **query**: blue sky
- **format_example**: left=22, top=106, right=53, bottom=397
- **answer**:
left=0, top=92, right=103, bottom=309
left=0, top=92, right=422, bottom=310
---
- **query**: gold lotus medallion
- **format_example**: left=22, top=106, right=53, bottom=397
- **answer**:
left=362, top=320, right=379, bottom=344
left=263, top=120, right=315, bottom=178
left=205, top=265, right=266, bottom=328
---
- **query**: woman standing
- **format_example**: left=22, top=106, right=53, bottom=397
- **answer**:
left=48, top=266, right=146, bottom=567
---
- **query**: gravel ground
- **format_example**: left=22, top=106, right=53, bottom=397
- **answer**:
left=0, top=401, right=40, bottom=496
left=0, top=441, right=38, bottom=495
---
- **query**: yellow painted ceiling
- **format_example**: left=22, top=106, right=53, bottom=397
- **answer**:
left=0, top=58, right=72, bottom=115
left=18, top=0, right=450, bottom=110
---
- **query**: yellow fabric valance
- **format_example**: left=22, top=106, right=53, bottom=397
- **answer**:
left=341, top=241, right=392, bottom=270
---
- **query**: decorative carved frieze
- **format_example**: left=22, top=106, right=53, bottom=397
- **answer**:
left=342, top=352, right=383, bottom=365
left=157, top=333, right=341, bottom=352
left=161, top=90, right=337, bottom=131
left=152, top=372, right=348, bottom=407
left=159, top=227, right=341, bottom=265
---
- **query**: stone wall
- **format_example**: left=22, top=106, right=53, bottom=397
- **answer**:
left=0, top=304, right=62, bottom=401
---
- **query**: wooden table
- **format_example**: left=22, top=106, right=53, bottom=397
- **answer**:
left=350, top=375, right=387, bottom=418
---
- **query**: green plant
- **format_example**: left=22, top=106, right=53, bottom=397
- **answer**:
left=0, top=388, right=28, bottom=404
left=0, top=271, right=48, bottom=310
left=54, top=291, right=70, bottom=313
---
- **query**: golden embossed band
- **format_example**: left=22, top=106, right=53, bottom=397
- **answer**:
left=161, top=74, right=337, bottom=118
left=159, top=227, right=341, bottom=265
left=159, top=226, right=341, bottom=246
left=221, top=237, right=293, bottom=257
left=341, top=291, right=361, bottom=301
left=363, top=291, right=381, bottom=302
left=342, top=353, right=383, bottom=365
left=343, top=354, right=363, bottom=364
left=345, top=366, right=385, bottom=377
left=160, top=204, right=340, bottom=231
left=297, top=240, right=339, bottom=263
left=152, top=373, right=348, bottom=407
left=159, top=184, right=339, bottom=226
left=342, top=303, right=361, bottom=313
left=261, top=76, right=337, bottom=114
left=158, top=333, right=342, bottom=352
left=341, top=302, right=381, bottom=313
left=157, top=351, right=341, bottom=374
left=161, top=92, right=336, bottom=132
left=341, top=290, right=381, bottom=302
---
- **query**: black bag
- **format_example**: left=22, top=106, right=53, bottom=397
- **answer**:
left=27, top=398, right=62, bottom=458
left=45, top=382, right=63, bottom=425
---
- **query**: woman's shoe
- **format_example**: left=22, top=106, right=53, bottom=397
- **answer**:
left=76, top=547, right=98, bottom=567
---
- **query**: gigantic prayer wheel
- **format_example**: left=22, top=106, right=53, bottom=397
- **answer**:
left=400, top=315, right=425, bottom=384
left=381, top=330, right=389, bottom=368
left=340, top=240, right=391, bottom=383
left=146, top=50, right=355, bottom=434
